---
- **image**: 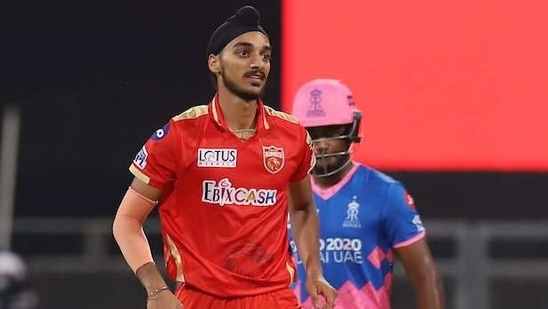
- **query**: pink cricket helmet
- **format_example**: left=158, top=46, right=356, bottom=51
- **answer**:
left=291, top=78, right=360, bottom=128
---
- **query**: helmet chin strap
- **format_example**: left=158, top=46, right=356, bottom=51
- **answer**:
left=312, top=157, right=352, bottom=178
left=311, top=142, right=354, bottom=177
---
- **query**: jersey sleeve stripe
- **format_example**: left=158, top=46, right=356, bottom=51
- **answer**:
left=393, top=230, right=426, bottom=248
left=129, top=164, right=151, bottom=184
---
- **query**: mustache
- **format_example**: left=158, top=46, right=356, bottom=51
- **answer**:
left=244, top=70, right=266, bottom=79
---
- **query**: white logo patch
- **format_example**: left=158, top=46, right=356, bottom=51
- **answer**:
left=201, top=178, right=277, bottom=207
left=133, top=146, right=148, bottom=170
left=197, top=148, right=237, bottom=168
left=413, top=215, right=425, bottom=232
left=155, top=128, right=165, bottom=138
left=342, top=196, right=361, bottom=228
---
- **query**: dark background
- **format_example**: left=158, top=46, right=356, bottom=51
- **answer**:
left=2, top=0, right=547, bottom=221
left=1, top=1, right=547, bottom=309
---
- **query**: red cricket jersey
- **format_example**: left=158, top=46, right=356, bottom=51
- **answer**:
left=129, top=95, right=315, bottom=298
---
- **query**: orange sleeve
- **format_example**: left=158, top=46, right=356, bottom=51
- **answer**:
left=112, top=187, right=157, bottom=273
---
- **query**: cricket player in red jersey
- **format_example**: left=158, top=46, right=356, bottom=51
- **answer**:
left=112, top=6, right=337, bottom=309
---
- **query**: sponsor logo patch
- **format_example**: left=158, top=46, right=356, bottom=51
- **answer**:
left=151, top=123, right=170, bottom=140
left=197, top=148, right=237, bottom=168
left=201, top=178, right=277, bottom=207
left=133, top=146, right=148, bottom=170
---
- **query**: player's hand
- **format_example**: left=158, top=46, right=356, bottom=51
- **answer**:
left=305, top=275, right=337, bottom=309
left=147, top=290, right=184, bottom=309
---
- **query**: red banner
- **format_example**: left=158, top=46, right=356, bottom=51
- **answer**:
left=282, top=0, right=548, bottom=171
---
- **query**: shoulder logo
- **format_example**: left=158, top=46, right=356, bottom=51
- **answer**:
left=197, top=148, right=237, bottom=168
left=412, top=215, right=425, bottom=232
left=151, top=123, right=169, bottom=140
left=133, top=146, right=148, bottom=170
left=262, top=145, right=285, bottom=174
left=342, top=196, right=362, bottom=228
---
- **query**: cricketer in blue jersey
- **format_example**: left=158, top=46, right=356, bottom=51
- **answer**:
left=289, top=79, right=445, bottom=309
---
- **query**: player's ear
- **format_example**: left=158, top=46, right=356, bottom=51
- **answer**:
left=208, top=54, right=221, bottom=74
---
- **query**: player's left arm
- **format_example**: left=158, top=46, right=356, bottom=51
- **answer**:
left=288, top=176, right=336, bottom=309
left=288, top=176, right=321, bottom=278
left=385, top=184, right=445, bottom=309
left=396, top=239, right=445, bottom=309
left=288, top=127, right=323, bottom=280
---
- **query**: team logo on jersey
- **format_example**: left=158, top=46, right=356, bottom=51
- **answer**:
left=262, top=145, right=285, bottom=174
left=197, top=148, right=237, bottom=168
left=342, top=196, right=361, bottom=228
left=307, top=89, right=325, bottom=117
left=133, top=146, right=148, bottom=170
left=201, top=178, right=277, bottom=207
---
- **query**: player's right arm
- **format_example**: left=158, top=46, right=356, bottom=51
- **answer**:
left=383, top=185, right=445, bottom=309
left=112, top=120, right=183, bottom=309
left=112, top=178, right=182, bottom=309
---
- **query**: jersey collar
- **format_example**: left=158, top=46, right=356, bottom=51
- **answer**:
left=311, top=163, right=360, bottom=200
left=209, top=93, right=271, bottom=131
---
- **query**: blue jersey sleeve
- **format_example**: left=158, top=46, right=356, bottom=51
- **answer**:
left=383, top=183, right=425, bottom=248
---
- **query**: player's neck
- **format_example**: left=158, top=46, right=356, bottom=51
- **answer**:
left=313, top=162, right=354, bottom=189
left=217, top=90, right=258, bottom=132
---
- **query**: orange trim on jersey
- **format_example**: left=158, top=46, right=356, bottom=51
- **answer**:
left=305, top=131, right=316, bottom=174
left=211, top=95, right=221, bottom=125
left=257, top=101, right=269, bottom=131
left=264, top=106, right=298, bottom=124
left=286, top=262, right=296, bottom=283
left=129, top=164, right=150, bottom=184
left=165, top=234, right=185, bottom=282
left=172, top=105, right=209, bottom=122
left=263, top=113, right=270, bottom=130
left=307, top=153, right=316, bottom=175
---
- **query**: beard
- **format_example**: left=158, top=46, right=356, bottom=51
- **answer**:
left=221, top=70, right=266, bottom=102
